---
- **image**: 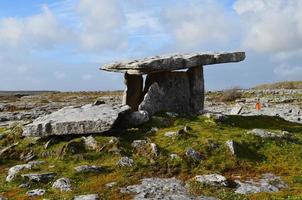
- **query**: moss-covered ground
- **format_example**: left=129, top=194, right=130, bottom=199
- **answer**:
left=1, top=114, right=302, bottom=200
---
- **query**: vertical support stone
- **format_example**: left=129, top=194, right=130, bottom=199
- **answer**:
left=188, top=66, right=204, bottom=113
left=122, top=73, right=143, bottom=111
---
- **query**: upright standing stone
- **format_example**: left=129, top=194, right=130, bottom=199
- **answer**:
left=122, top=73, right=143, bottom=111
left=188, top=66, right=204, bottom=113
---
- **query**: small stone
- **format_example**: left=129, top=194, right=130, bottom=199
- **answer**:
left=27, top=189, right=46, bottom=197
left=74, top=194, right=99, bottom=200
left=19, top=182, right=30, bottom=188
left=82, top=136, right=99, bottom=151
left=20, top=150, right=35, bottom=162
left=186, top=148, right=203, bottom=161
left=52, top=177, right=72, bottom=191
left=183, top=126, right=192, bottom=132
left=164, top=131, right=177, bottom=137
left=225, top=140, right=239, bottom=155
left=127, top=110, right=150, bottom=126
left=150, top=143, right=159, bottom=157
left=166, top=112, right=179, bottom=117
left=74, top=165, right=102, bottom=173
left=230, top=104, right=243, bottom=115
left=21, top=172, right=56, bottom=183
left=147, top=127, right=158, bottom=134
left=93, top=99, right=105, bottom=105
left=117, top=157, right=134, bottom=167
left=170, top=154, right=180, bottom=159
left=193, top=174, right=228, bottom=187
left=105, top=182, right=117, bottom=188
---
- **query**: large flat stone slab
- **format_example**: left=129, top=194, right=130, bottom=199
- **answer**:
left=23, top=104, right=130, bottom=137
left=101, top=52, right=245, bottom=74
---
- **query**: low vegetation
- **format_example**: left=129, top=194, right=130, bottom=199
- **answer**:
left=254, top=81, right=302, bottom=90
left=1, top=113, right=302, bottom=199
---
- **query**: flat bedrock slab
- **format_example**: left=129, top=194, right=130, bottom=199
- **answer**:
left=101, top=52, right=245, bottom=74
left=23, top=104, right=131, bottom=137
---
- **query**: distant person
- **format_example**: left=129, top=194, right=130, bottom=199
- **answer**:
left=256, top=98, right=261, bottom=111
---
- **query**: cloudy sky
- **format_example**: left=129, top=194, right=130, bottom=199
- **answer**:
left=0, top=0, right=302, bottom=91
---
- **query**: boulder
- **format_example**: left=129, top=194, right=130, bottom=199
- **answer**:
left=6, top=161, right=44, bottom=182
left=120, top=177, right=219, bottom=200
left=23, top=104, right=131, bottom=137
left=247, top=129, right=293, bottom=139
left=235, top=173, right=287, bottom=194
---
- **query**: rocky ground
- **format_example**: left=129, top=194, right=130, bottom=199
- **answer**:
left=0, top=89, right=302, bottom=199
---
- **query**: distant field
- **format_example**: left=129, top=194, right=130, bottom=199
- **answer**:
left=254, top=81, right=302, bottom=90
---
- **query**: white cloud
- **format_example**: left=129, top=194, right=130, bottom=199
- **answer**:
left=234, top=0, right=302, bottom=53
left=76, top=0, right=127, bottom=51
left=0, top=5, right=70, bottom=50
left=163, top=0, right=240, bottom=50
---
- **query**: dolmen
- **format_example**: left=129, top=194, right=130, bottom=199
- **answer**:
left=102, top=52, right=245, bottom=115
left=23, top=52, right=245, bottom=137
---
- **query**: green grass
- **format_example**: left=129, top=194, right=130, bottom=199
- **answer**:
left=1, top=114, right=302, bottom=199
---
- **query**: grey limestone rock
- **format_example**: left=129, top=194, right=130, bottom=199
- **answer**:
left=6, top=161, right=44, bottom=182
left=23, top=104, right=131, bottom=137
left=21, top=172, right=56, bottom=183
left=74, top=165, right=102, bottom=173
left=235, top=173, right=287, bottom=194
left=117, top=156, right=134, bottom=167
left=121, top=177, right=219, bottom=200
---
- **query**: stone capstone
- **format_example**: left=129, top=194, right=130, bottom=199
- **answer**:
left=101, top=52, right=245, bottom=75
left=23, top=104, right=131, bottom=137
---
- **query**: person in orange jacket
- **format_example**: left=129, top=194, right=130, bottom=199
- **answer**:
left=255, top=98, right=261, bottom=111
